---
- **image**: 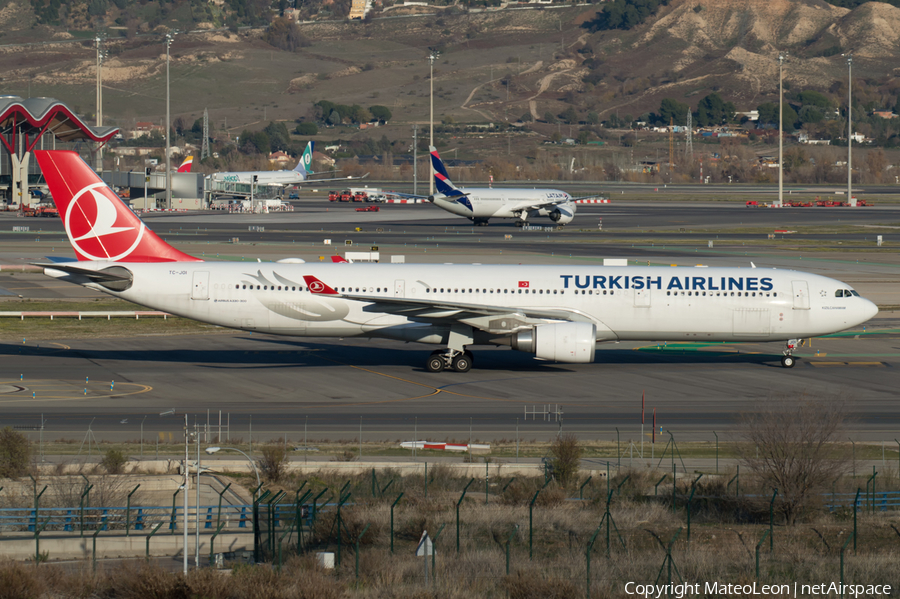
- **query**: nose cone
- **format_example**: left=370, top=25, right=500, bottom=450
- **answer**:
left=858, top=298, right=879, bottom=325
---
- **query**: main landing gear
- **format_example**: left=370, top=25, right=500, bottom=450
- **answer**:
left=426, top=349, right=474, bottom=373
left=781, top=339, right=803, bottom=368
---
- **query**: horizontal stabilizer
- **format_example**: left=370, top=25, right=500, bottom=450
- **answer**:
left=33, top=263, right=132, bottom=282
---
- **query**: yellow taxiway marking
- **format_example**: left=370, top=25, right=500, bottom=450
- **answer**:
left=0, top=380, right=153, bottom=403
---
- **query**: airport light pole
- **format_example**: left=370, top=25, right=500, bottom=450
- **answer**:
left=427, top=49, right=440, bottom=196
left=95, top=35, right=105, bottom=172
left=845, top=53, right=853, bottom=205
left=777, top=52, right=786, bottom=207
left=182, top=414, right=189, bottom=574
left=165, top=31, right=177, bottom=210
left=206, top=446, right=260, bottom=488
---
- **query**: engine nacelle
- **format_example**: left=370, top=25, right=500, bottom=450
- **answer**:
left=510, top=322, right=596, bottom=363
left=549, top=204, right=576, bottom=225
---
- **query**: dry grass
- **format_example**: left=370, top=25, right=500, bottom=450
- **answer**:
left=1, top=464, right=899, bottom=597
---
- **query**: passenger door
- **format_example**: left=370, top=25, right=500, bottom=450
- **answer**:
left=791, top=281, right=810, bottom=310
left=191, top=271, right=209, bottom=300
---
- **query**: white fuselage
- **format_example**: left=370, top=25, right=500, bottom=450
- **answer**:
left=55, top=263, right=877, bottom=349
left=210, top=170, right=304, bottom=186
left=432, top=188, right=573, bottom=221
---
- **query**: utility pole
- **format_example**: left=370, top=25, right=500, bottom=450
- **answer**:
left=427, top=49, right=440, bottom=196
left=95, top=35, right=105, bottom=172
left=845, top=53, right=853, bottom=205
left=165, top=31, right=177, bottom=210
left=412, top=124, right=418, bottom=195
left=777, top=52, right=787, bottom=207
left=201, top=108, right=210, bottom=160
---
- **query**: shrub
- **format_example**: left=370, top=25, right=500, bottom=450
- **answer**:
left=100, top=449, right=128, bottom=474
left=0, top=427, right=31, bottom=478
left=549, top=434, right=582, bottom=488
left=257, top=444, right=289, bottom=483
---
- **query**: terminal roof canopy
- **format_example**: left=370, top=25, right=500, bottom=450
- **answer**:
left=0, top=96, right=119, bottom=146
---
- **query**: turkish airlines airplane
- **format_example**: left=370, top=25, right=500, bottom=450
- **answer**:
left=396, top=147, right=607, bottom=227
left=34, top=150, right=878, bottom=372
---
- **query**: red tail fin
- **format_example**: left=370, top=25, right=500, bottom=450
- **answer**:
left=330, top=255, right=349, bottom=263
left=177, top=156, right=193, bottom=173
left=303, top=276, right=339, bottom=295
left=34, top=150, right=201, bottom=263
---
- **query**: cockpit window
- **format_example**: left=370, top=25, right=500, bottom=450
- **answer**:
left=835, top=289, right=854, bottom=297
left=850, top=290, right=860, bottom=297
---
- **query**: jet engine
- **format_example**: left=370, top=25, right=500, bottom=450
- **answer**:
left=549, top=205, right=575, bottom=225
left=510, top=322, right=596, bottom=363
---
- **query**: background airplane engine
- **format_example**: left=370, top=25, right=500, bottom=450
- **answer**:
left=510, top=322, right=596, bottom=363
left=549, top=205, right=575, bottom=224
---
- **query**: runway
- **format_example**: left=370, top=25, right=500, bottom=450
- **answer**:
left=1, top=198, right=898, bottom=444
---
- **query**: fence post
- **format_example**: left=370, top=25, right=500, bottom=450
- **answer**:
left=456, top=478, right=475, bottom=554
left=312, top=488, right=328, bottom=525
left=34, top=518, right=50, bottom=566
left=126, top=484, right=140, bottom=537
left=355, top=523, right=371, bottom=588
left=216, top=482, right=233, bottom=531
left=80, top=484, right=94, bottom=538
left=529, top=487, right=542, bottom=560
left=841, top=532, right=855, bottom=599
left=768, top=488, right=778, bottom=555
left=505, top=525, right=518, bottom=576
left=654, top=475, right=667, bottom=496
left=145, top=522, right=163, bottom=560
left=755, top=529, right=770, bottom=580
left=579, top=476, right=593, bottom=500
left=336, top=491, right=351, bottom=567
left=92, top=528, right=102, bottom=572
left=586, top=524, right=603, bottom=599
left=296, top=490, right=312, bottom=554
left=170, top=487, right=180, bottom=534
left=391, top=492, right=404, bottom=554
left=431, top=523, right=445, bottom=589
left=713, top=431, right=718, bottom=474
left=209, top=522, right=226, bottom=566
left=853, top=488, right=861, bottom=552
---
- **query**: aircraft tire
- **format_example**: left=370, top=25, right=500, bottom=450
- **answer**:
left=781, top=355, right=795, bottom=368
left=452, top=353, right=472, bottom=373
left=427, top=355, right=445, bottom=373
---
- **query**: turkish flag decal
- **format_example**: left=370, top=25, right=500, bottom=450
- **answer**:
left=518, top=281, right=530, bottom=288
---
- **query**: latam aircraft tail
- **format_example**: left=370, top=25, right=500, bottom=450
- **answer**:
left=429, top=146, right=464, bottom=197
left=293, top=141, right=314, bottom=177
left=34, top=150, right=201, bottom=263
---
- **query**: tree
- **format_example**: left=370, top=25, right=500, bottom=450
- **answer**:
left=543, top=111, right=558, bottom=124
left=796, top=90, right=831, bottom=109
left=295, top=122, right=318, bottom=135
left=695, top=92, right=736, bottom=127
left=658, top=98, right=690, bottom=126
left=559, top=107, right=579, bottom=124
left=519, top=112, right=534, bottom=123
left=741, top=397, right=850, bottom=525
left=0, top=427, right=31, bottom=478
left=369, top=105, right=392, bottom=122
left=101, top=448, right=128, bottom=474
left=258, top=444, right=289, bottom=483
left=549, top=434, right=582, bottom=488
left=757, top=102, right=798, bottom=131
left=263, top=121, right=292, bottom=152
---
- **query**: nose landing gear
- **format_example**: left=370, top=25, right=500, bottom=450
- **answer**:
left=426, top=349, right=474, bottom=372
left=781, top=339, right=804, bottom=368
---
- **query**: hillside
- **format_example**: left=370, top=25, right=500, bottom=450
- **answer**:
left=0, top=0, right=898, bottom=166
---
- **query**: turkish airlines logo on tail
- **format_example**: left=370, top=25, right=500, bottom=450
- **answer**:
left=66, top=183, right=145, bottom=261
left=518, top=281, right=530, bottom=288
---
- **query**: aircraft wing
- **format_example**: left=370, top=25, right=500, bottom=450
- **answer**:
left=342, top=292, right=597, bottom=334
left=302, top=173, right=370, bottom=184
left=380, top=191, right=469, bottom=202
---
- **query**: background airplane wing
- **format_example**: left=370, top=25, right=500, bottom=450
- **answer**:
left=571, top=194, right=610, bottom=203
